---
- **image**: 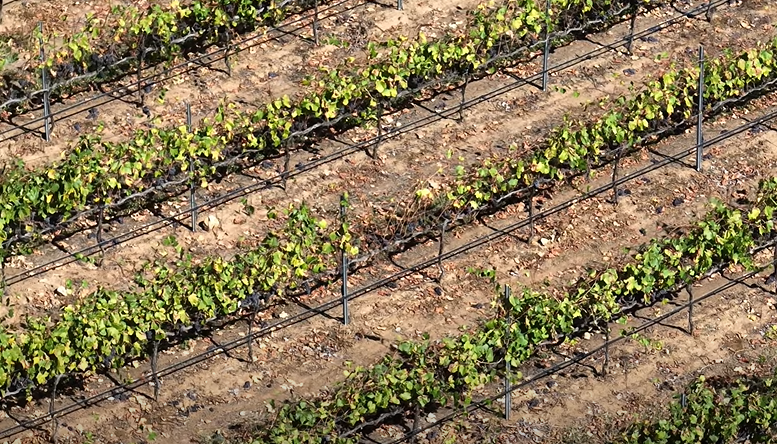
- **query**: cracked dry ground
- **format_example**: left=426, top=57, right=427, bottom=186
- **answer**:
left=0, top=1, right=775, bottom=444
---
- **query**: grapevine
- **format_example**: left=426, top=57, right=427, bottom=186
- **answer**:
left=229, top=178, right=777, bottom=444
left=0, top=0, right=653, bottom=256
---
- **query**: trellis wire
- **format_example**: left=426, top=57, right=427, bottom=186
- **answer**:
left=0, top=0, right=691, bottom=285
left=382, top=253, right=777, bottom=444
left=2, top=0, right=657, bottom=144
left=7, top=45, right=769, bottom=294
left=0, top=0, right=360, bottom=135
left=0, top=102, right=771, bottom=439
left=3, top=0, right=743, bottom=295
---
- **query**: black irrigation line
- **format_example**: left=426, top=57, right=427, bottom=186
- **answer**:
left=0, top=0, right=646, bottom=254
left=382, top=257, right=777, bottom=444
left=3, top=0, right=722, bottom=286
left=0, top=0, right=363, bottom=141
left=0, top=64, right=768, bottom=440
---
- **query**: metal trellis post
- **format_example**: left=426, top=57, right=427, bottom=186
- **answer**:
left=504, top=284, right=512, bottom=420
left=0, top=258, right=5, bottom=301
left=187, top=103, right=197, bottom=232
left=138, top=37, right=145, bottom=106
left=437, top=219, right=448, bottom=282
left=373, top=103, right=383, bottom=159
left=772, top=240, right=777, bottom=284
left=247, top=304, right=258, bottom=363
left=705, top=0, right=715, bottom=22
left=397, top=0, right=403, bottom=11
left=225, top=32, right=232, bottom=76
left=97, top=189, right=106, bottom=261
left=49, top=374, right=62, bottom=441
left=602, top=326, right=609, bottom=376
left=152, top=340, right=160, bottom=401
left=341, top=195, right=349, bottom=325
left=625, top=0, right=638, bottom=55
left=282, top=144, right=291, bottom=189
left=542, top=0, right=551, bottom=92
left=38, top=22, right=52, bottom=142
left=687, top=283, right=694, bottom=335
left=410, top=404, right=420, bottom=444
left=612, top=147, right=622, bottom=205
left=527, top=184, right=536, bottom=243
left=313, top=0, right=320, bottom=46
left=459, top=75, right=468, bottom=122
left=696, top=45, right=705, bottom=172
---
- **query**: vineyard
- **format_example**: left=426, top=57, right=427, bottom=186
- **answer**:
left=1, top=0, right=777, bottom=442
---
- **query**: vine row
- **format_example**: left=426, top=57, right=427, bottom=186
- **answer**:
left=226, top=177, right=777, bottom=444
left=0, top=202, right=357, bottom=399
left=358, top=33, right=777, bottom=257
left=618, top=372, right=777, bottom=443
left=0, top=24, right=774, bottom=402
left=0, top=0, right=651, bottom=256
left=0, top=0, right=312, bottom=113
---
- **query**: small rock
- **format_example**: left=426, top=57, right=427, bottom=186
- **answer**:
left=622, top=68, right=636, bottom=76
left=672, top=197, right=685, bottom=207
left=655, top=206, right=664, bottom=214
left=205, top=214, right=221, bottom=231
left=55, top=286, right=68, bottom=297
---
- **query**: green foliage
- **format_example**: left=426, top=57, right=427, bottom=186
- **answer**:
left=404, top=36, right=777, bottom=228
left=0, top=203, right=357, bottom=398
left=230, top=178, right=777, bottom=443
left=621, top=374, right=777, bottom=443
left=23, top=0, right=298, bottom=85
left=0, top=0, right=653, bottom=256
